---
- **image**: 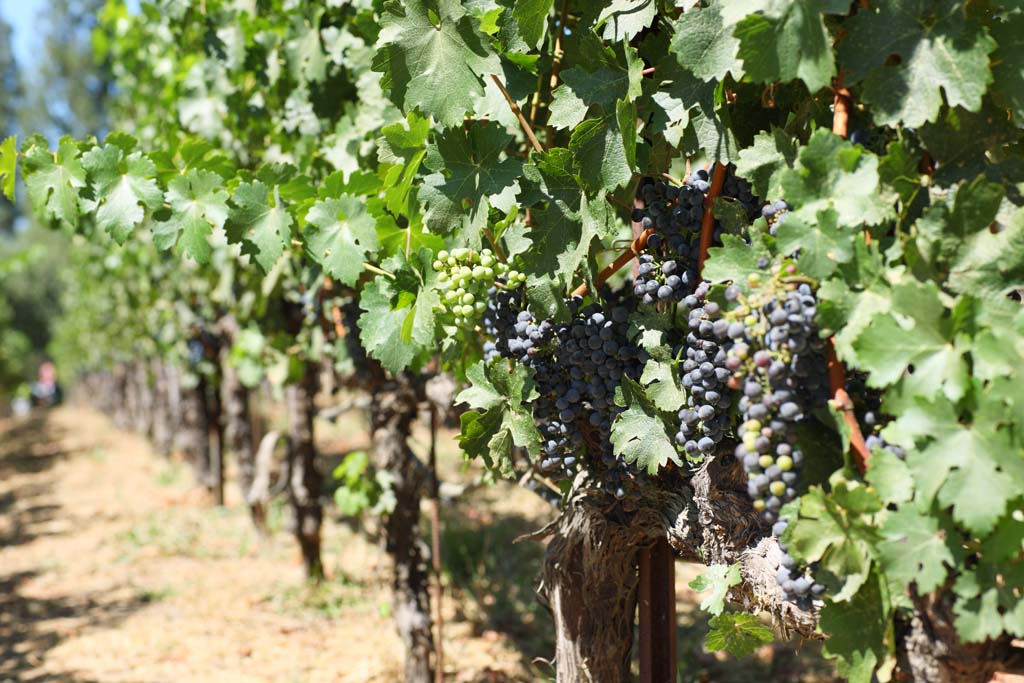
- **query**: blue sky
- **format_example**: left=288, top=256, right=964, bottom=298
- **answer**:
left=2, top=0, right=45, bottom=68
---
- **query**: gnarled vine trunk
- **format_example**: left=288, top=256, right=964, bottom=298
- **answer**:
left=220, top=343, right=260, bottom=529
left=370, top=375, right=433, bottom=683
left=151, top=359, right=175, bottom=458
left=285, top=364, right=324, bottom=580
left=178, top=375, right=212, bottom=493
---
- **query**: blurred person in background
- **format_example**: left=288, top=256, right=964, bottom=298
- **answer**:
left=30, top=360, right=62, bottom=407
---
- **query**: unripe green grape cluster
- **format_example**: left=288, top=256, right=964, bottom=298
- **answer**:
left=433, top=248, right=525, bottom=327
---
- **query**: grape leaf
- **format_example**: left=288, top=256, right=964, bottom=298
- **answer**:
left=419, top=123, right=522, bottom=242
left=877, top=507, right=955, bottom=593
left=704, top=233, right=772, bottom=285
left=734, top=0, right=843, bottom=92
left=596, top=0, right=657, bottom=41
left=20, top=136, right=87, bottom=228
left=226, top=180, right=293, bottom=272
left=784, top=482, right=880, bottom=601
left=304, top=194, right=378, bottom=285
left=0, top=136, right=15, bottom=201
left=733, top=127, right=797, bottom=200
left=688, top=563, right=741, bottom=616
left=358, top=250, right=438, bottom=372
left=81, top=144, right=163, bottom=244
left=837, top=0, right=997, bottom=127
left=377, top=113, right=430, bottom=217
left=819, top=570, right=887, bottom=683
left=456, top=359, right=540, bottom=476
left=569, top=115, right=634, bottom=192
left=991, top=15, right=1024, bottom=121
left=954, top=588, right=1004, bottom=643
left=704, top=612, right=773, bottom=658
left=851, top=313, right=948, bottom=389
left=864, top=447, right=913, bottom=505
left=669, top=3, right=742, bottom=82
left=153, top=170, right=229, bottom=263
left=548, top=58, right=642, bottom=130
left=378, top=0, right=502, bottom=128
left=780, top=129, right=893, bottom=229
left=510, top=0, right=553, bottom=50
left=640, top=359, right=686, bottom=412
left=610, top=401, right=680, bottom=474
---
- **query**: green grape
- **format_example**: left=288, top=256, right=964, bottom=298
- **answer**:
left=431, top=247, right=522, bottom=330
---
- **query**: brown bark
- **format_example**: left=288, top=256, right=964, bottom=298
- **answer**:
left=178, top=375, right=212, bottom=492
left=151, top=359, right=175, bottom=458
left=370, top=375, right=434, bottom=683
left=220, top=344, right=260, bottom=529
left=285, top=364, right=324, bottom=580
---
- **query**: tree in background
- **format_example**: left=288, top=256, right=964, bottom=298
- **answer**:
left=21, top=0, right=110, bottom=138
left=0, top=15, right=22, bottom=234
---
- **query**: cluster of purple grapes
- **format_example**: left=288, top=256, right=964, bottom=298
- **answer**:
left=632, top=177, right=705, bottom=304
left=484, top=287, right=646, bottom=482
left=726, top=283, right=828, bottom=526
left=761, top=199, right=792, bottom=236
left=481, top=285, right=553, bottom=364
left=676, top=282, right=733, bottom=458
left=721, top=171, right=761, bottom=222
left=772, top=518, right=826, bottom=605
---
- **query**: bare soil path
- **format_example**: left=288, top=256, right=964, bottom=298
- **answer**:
left=0, top=407, right=541, bottom=683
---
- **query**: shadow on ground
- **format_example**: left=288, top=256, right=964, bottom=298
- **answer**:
left=0, top=412, right=152, bottom=683
left=0, top=412, right=68, bottom=548
left=0, top=570, right=152, bottom=683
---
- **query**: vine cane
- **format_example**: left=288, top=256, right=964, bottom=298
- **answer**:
left=829, top=85, right=872, bottom=475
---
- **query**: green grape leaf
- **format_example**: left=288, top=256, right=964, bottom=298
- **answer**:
left=358, top=249, right=438, bottom=373
left=378, top=0, right=502, bottom=128
left=669, top=3, right=742, bottom=82
left=784, top=482, right=880, bottom=601
left=227, top=180, right=293, bottom=273
left=305, top=195, right=378, bottom=285
left=688, top=563, right=742, bottom=616
left=511, top=0, right=553, bottom=50
left=20, top=136, right=87, bottom=228
left=569, top=115, right=633, bottom=192
left=954, top=589, right=1004, bottom=643
left=877, top=507, right=955, bottom=593
left=734, top=0, right=843, bottom=92
left=377, top=113, right=430, bottom=217
left=780, top=129, right=893, bottom=229
left=610, top=398, right=680, bottom=474
left=640, top=359, right=686, bottom=413
left=518, top=148, right=597, bottom=284
left=704, top=612, right=773, bottom=658
left=991, top=15, right=1024, bottom=121
left=548, top=58, right=642, bottom=130
left=419, top=123, right=522, bottom=241
left=0, top=135, right=15, bottom=201
left=704, top=233, right=772, bottom=284
left=645, top=58, right=715, bottom=148
left=851, top=313, right=948, bottom=389
left=949, top=208, right=1024, bottom=298
left=153, top=170, right=229, bottom=263
left=81, top=144, right=163, bottom=244
left=819, top=570, right=887, bottom=683
left=734, top=127, right=797, bottom=200
left=864, top=447, right=913, bottom=505
left=837, top=0, right=997, bottom=127
left=904, top=424, right=1018, bottom=536
left=456, top=359, right=540, bottom=476
left=596, top=0, right=657, bottom=42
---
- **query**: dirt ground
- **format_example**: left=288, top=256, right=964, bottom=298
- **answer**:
left=0, top=405, right=837, bottom=683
